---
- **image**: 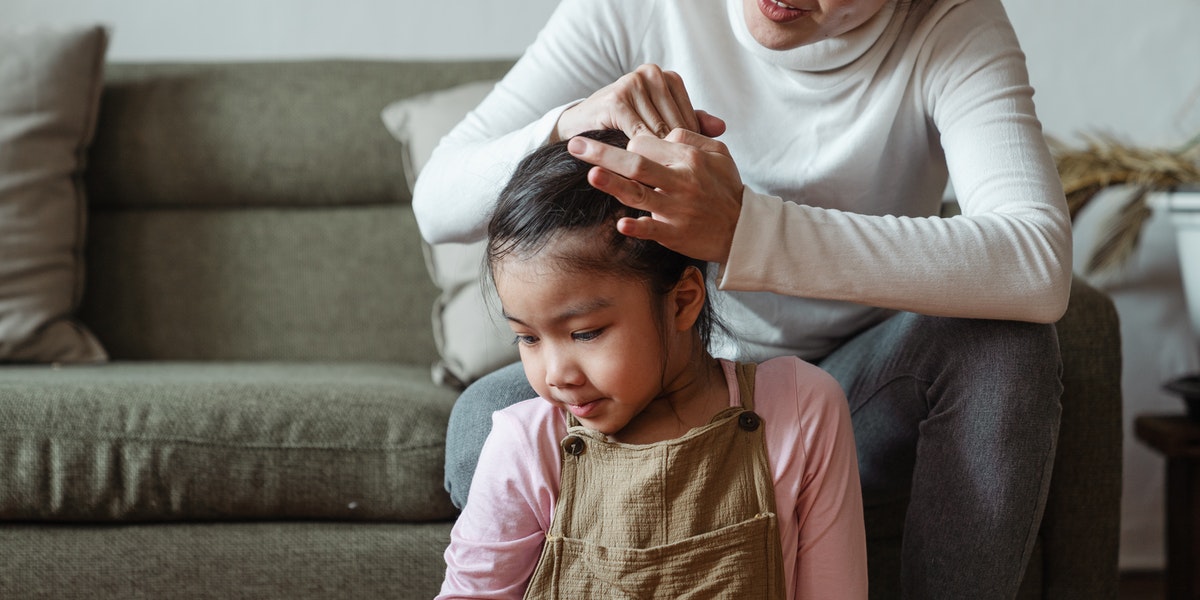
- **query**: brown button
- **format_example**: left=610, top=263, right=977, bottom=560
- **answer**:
left=738, top=411, right=761, bottom=431
left=563, top=435, right=586, bottom=456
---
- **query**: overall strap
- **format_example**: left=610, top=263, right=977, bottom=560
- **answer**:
left=735, top=362, right=758, bottom=411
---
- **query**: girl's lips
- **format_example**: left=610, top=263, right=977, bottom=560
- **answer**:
left=757, top=0, right=812, bottom=23
left=567, top=400, right=601, bottom=419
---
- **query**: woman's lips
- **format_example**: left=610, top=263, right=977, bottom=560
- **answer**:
left=757, top=0, right=812, bottom=23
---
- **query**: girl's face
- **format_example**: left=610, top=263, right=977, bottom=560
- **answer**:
left=742, top=0, right=890, bottom=50
left=493, top=245, right=704, bottom=439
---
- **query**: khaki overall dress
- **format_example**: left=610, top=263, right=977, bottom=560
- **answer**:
left=524, top=363, right=787, bottom=599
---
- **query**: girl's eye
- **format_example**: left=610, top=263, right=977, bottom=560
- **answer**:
left=513, top=334, right=538, bottom=346
left=572, top=329, right=603, bottom=342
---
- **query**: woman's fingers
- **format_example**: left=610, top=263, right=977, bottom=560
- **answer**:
left=617, top=65, right=697, bottom=138
left=554, top=64, right=716, bottom=142
left=612, top=97, right=667, bottom=140
left=552, top=63, right=741, bottom=262
left=645, top=128, right=731, bottom=160
left=615, top=214, right=666, bottom=241
left=661, top=69, right=701, bottom=134
left=695, top=110, right=728, bottom=138
left=568, top=135, right=673, bottom=192
left=567, top=131, right=743, bottom=264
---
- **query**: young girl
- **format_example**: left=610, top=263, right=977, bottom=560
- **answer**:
left=437, top=130, right=866, bottom=599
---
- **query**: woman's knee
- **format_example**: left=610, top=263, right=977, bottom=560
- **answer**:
left=453, top=362, right=535, bottom=416
left=838, top=314, right=1062, bottom=422
left=444, top=362, right=534, bottom=508
left=911, top=316, right=1063, bottom=426
left=888, top=314, right=1060, bottom=383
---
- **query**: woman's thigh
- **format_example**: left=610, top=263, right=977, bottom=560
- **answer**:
left=818, top=311, right=1062, bottom=501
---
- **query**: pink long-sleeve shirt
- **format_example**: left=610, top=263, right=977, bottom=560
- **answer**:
left=437, top=357, right=867, bottom=599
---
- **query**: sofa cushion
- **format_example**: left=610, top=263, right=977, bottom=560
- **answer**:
left=1, top=521, right=454, bottom=599
left=0, top=362, right=459, bottom=522
left=381, top=81, right=520, bottom=389
left=79, top=205, right=440, bottom=363
left=86, top=61, right=515, bottom=209
left=1, top=520, right=453, bottom=600
left=0, top=25, right=109, bottom=363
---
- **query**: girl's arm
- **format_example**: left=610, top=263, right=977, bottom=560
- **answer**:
left=786, top=362, right=868, bottom=599
left=436, top=407, right=560, bottom=599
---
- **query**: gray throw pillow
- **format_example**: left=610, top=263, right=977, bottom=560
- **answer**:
left=382, top=80, right=519, bottom=389
left=0, top=25, right=109, bottom=363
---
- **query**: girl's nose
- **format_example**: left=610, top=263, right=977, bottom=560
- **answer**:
left=545, top=352, right=585, bottom=388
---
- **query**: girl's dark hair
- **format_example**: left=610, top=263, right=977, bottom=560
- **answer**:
left=487, top=129, right=717, bottom=350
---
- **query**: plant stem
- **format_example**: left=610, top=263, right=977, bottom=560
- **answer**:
left=1181, top=131, right=1200, bottom=156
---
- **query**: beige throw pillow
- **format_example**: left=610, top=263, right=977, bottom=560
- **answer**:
left=0, top=25, right=109, bottom=363
left=382, top=81, right=519, bottom=389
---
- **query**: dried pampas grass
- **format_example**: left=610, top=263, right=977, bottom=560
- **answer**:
left=1051, top=133, right=1200, bottom=274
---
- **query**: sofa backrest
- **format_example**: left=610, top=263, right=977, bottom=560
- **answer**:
left=79, top=60, right=514, bottom=363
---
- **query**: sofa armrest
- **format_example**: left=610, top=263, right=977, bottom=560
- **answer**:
left=1039, top=276, right=1122, bottom=598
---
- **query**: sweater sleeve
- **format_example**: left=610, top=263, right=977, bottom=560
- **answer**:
left=720, top=0, right=1071, bottom=324
left=436, top=404, right=561, bottom=600
left=412, top=0, right=651, bottom=244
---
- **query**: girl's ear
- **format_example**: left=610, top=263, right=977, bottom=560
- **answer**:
left=670, top=266, right=707, bottom=332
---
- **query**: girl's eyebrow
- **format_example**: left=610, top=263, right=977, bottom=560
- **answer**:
left=503, top=297, right=614, bottom=327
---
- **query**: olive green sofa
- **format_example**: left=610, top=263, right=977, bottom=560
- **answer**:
left=0, top=60, right=1121, bottom=599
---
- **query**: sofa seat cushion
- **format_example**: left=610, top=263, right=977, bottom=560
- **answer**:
left=0, top=362, right=460, bottom=522
left=2, top=521, right=454, bottom=599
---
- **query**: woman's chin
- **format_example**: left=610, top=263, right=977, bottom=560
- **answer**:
left=744, top=7, right=818, bottom=50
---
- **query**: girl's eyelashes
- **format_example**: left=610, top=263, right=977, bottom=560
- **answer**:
left=512, top=329, right=603, bottom=345
left=571, top=328, right=604, bottom=342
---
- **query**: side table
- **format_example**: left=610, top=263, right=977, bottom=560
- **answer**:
left=1135, top=415, right=1200, bottom=600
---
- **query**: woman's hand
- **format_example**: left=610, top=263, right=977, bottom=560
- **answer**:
left=552, top=64, right=726, bottom=142
left=567, top=129, right=744, bottom=265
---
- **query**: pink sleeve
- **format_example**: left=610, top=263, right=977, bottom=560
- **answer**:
left=436, top=402, right=562, bottom=600
left=759, top=358, right=868, bottom=600
left=792, top=362, right=867, bottom=600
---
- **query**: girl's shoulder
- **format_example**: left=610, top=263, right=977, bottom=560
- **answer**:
left=754, top=356, right=843, bottom=398
left=747, top=356, right=849, bottom=429
left=495, top=396, right=559, bottom=421
left=491, top=397, right=570, bottom=448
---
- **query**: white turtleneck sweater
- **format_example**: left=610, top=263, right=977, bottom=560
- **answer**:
left=412, top=0, right=1071, bottom=361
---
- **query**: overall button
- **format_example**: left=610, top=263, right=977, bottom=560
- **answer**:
left=738, top=411, right=761, bottom=432
left=563, top=436, right=586, bottom=456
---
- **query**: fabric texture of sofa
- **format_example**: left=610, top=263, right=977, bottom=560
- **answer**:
left=0, top=57, right=1122, bottom=599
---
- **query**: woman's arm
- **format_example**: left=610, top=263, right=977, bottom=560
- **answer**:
left=576, top=0, right=1070, bottom=324
left=720, top=0, right=1070, bottom=323
left=436, top=407, right=559, bottom=599
left=412, top=0, right=651, bottom=244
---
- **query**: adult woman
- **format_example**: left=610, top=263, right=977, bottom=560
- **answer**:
left=413, top=0, right=1070, bottom=597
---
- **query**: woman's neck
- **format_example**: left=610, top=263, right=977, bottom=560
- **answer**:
left=606, top=354, right=728, bottom=445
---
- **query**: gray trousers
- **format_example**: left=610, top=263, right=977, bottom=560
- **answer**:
left=443, top=313, right=1062, bottom=599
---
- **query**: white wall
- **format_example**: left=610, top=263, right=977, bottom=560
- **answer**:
left=6, top=0, right=561, bottom=61
left=8, top=0, right=1199, bottom=146
left=1007, top=0, right=1200, bottom=148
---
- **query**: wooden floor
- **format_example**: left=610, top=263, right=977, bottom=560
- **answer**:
left=1119, top=571, right=1165, bottom=600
